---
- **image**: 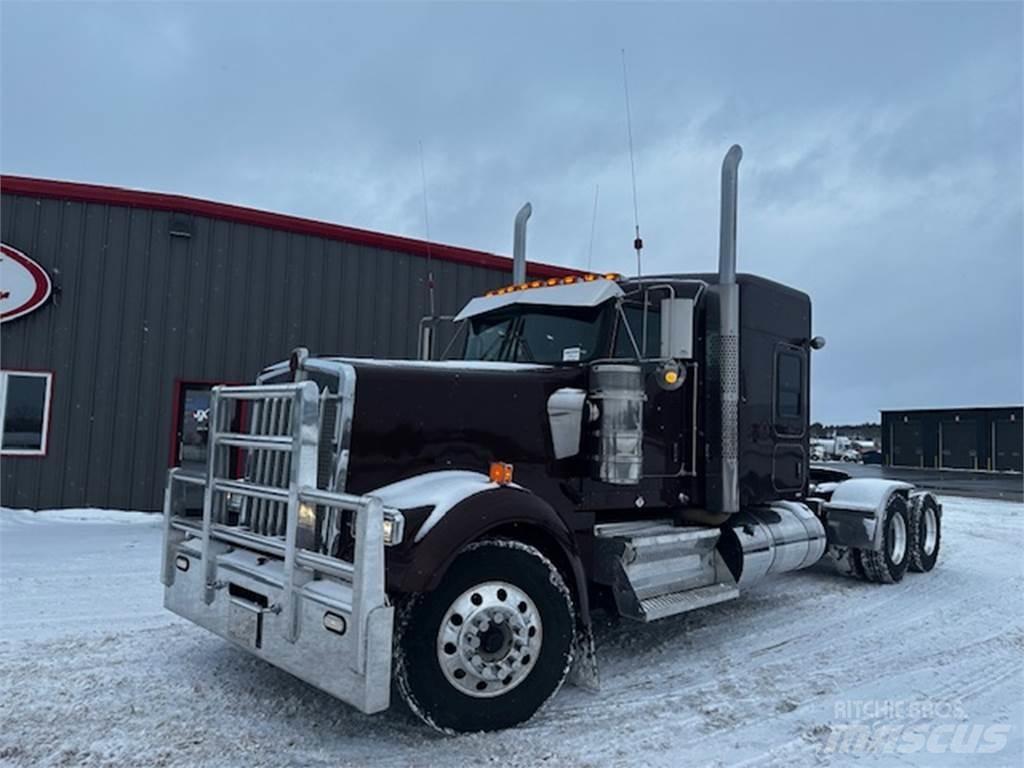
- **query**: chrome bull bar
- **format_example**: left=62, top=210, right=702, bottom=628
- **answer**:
left=161, top=379, right=394, bottom=714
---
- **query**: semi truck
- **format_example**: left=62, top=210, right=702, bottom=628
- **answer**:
left=160, top=145, right=943, bottom=733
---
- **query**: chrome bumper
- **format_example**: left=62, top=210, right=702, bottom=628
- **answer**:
left=163, top=520, right=393, bottom=714
left=161, top=379, right=394, bottom=715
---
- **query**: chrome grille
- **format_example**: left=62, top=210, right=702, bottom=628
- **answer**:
left=238, top=395, right=295, bottom=537
left=232, top=388, right=350, bottom=556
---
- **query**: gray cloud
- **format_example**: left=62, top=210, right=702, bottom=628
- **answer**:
left=2, top=2, right=1021, bottom=423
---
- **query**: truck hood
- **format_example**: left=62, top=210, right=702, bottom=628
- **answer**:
left=281, top=357, right=588, bottom=496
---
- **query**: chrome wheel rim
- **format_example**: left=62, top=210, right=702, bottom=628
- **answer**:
left=922, top=507, right=939, bottom=556
left=436, top=581, right=543, bottom=699
left=889, top=512, right=907, bottom=565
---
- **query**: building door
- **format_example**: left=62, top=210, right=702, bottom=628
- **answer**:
left=940, top=418, right=976, bottom=469
left=892, top=419, right=922, bottom=467
left=994, top=418, right=1023, bottom=472
left=171, top=382, right=245, bottom=509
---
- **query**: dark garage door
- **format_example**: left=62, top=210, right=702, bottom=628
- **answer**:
left=892, top=420, right=923, bottom=467
left=994, top=419, right=1023, bottom=472
left=941, top=418, right=977, bottom=469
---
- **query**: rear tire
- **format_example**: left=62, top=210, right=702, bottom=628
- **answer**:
left=909, top=495, right=941, bottom=573
left=859, top=494, right=910, bottom=584
left=394, top=540, right=575, bottom=733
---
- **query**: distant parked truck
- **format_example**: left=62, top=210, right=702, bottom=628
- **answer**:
left=160, top=146, right=943, bottom=733
left=811, top=435, right=855, bottom=461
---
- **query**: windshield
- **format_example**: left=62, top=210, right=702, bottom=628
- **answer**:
left=463, top=306, right=609, bottom=364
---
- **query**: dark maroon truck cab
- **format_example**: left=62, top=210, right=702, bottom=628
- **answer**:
left=162, top=145, right=942, bottom=734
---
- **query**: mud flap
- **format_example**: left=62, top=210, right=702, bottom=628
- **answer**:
left=567, top=622, right=600, bottom=691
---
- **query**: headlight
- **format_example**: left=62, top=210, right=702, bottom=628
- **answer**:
left=382, top=511, right=405, bottom=546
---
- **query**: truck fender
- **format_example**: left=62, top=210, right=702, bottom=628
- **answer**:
left=374, top=470, right=590, bottom=626
left=822, top=478, right=913, bottom=552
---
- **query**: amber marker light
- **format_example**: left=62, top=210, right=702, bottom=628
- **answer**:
left=664, top=370, right=679, bottom=385
left=489, top=462, right=514, bottom=485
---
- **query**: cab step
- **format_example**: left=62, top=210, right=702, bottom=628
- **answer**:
left=639, top=582, right=739, bottom=621
left=593, top=518, right=739, bottom=622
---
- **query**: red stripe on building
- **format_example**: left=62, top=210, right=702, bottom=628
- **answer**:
left=0, top=175, right=574, bottom=278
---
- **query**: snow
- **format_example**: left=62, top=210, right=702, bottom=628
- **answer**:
left=453, top=279, right=623, bottom=322
left=1, top=497, right=1021, bottom=767
left=364, top=470, right=504, bottom=542
left=328, top=358, right=551, bottom=372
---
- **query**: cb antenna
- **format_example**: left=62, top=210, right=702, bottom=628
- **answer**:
left=621, top=48, right=643, bottom=276
left=587, top=184, right=600, bottom=271
left=418, top=140, right=436, bottom=318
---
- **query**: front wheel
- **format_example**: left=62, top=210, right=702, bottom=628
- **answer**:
left=394, top=540, right=575, bottom=733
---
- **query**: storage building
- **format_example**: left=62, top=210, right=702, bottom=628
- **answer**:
left=0, top=176, right=571, bottom=510
left=881, top=406, right=1023, bottom=472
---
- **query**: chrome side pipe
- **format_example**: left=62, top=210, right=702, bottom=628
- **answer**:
left=716, top=144, right=742, bottom=515
left=512, top=202, right=532, bottom=284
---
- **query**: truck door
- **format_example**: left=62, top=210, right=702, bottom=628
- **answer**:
left=772, top=344, right=807, bottom=491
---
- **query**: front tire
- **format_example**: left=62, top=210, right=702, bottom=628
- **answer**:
left=394, top=540, right=575, bottom=733
left=859, top=494, right=911, bottom=584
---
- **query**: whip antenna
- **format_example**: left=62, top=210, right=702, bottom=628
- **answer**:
left=418, top=140, right=436, bottom=318
left=587, top=184, right=600, bottom=271
left=621, top=48, right=643, bottom=276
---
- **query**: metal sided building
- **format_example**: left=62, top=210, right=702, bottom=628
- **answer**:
left=881, top=406, right=1023, bottom=473
left=0, top=176, right=572, bottom=511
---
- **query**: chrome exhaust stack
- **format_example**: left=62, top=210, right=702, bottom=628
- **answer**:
left=714, top=144, right=742, bottom=514
left=512, top=202, right=532, bottom=284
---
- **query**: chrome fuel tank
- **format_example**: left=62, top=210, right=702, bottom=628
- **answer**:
left=718, top=501, right=826, bottom=587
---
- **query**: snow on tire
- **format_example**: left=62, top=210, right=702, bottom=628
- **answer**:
left=394, top=539, right=575, bottom=733
left=859, top=493, right=911, bottom=584
left=908, top=494, right=941, bottom=573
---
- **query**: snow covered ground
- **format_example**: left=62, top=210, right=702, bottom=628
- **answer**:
left=1, top=498, right=1021, bottom=767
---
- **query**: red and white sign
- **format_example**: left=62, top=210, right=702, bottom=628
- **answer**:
left=1, top=244, right=52, bottom=323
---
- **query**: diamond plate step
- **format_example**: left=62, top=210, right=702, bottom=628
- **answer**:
left=637, top=582, right=740, bottom=622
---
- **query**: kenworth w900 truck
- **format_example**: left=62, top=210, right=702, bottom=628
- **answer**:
left=160, top=146, right=942, bottom=733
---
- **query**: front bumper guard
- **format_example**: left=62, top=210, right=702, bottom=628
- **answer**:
left=160, top=380, right=395, bottom=715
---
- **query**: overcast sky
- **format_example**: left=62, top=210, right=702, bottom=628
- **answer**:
left=2, top=2, right=1021, bottom=423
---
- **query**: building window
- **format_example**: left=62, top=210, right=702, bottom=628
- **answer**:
left=1, top=371, right=54, bottom=456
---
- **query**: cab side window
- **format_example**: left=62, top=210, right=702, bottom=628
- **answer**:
left=613, top=305, right=661, bottom=359
left=774, top=347, right=806, bottom=435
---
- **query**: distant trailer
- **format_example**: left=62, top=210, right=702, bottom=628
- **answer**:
left=881, top=407, right=1023, bottom=472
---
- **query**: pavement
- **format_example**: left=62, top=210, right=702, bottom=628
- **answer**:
left=816, top=462, right=1023, bottom=502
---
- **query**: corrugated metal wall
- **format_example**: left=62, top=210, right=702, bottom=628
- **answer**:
left=1, top=192, right=519, bottom=510
left=881, top=407, right=1023, bottom=472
